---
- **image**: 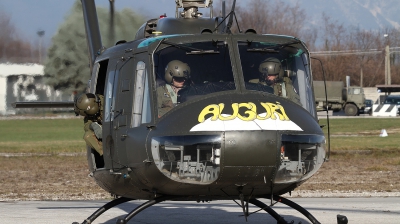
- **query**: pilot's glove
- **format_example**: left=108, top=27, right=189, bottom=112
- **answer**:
left=90, top=122, right=102, bottom=139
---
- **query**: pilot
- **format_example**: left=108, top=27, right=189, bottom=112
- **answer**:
left=157, top=60, right=190, bottom=117
left=74, top=93, right=104, bottom=156
left=250, top=57, right=300, bottom=103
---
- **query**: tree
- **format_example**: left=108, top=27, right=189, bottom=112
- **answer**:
left=213, top=0, right=317, bottom=47
left=44, top=1, right=145, bottom=94
left=0, top=10, right=38, bottom=63
left=311, top=14, right=400, bottom=87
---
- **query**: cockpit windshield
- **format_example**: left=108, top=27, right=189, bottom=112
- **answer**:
left=238, top=41, right=315, bottom=114
left=154, top=41, right=235, bottom=117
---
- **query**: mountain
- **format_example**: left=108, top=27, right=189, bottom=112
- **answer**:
left=290, top=0, right=400, bottom=30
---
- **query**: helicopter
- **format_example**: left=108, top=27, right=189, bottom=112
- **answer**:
left=12, top=0, right=346, bottom=223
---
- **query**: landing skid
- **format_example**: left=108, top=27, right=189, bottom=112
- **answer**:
left=115, top=196, right=176, bottom=224
left=249, top=195, right=347, bottom=224
left=250, top=195, right=321, bottom=224
left=72, top=197, right=132, bottom=224
left=73, top=195, right=347, bottom=224
left=73, top=195, right=177, bottom=224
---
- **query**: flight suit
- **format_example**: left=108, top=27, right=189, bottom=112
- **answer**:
left=157, top=84, right=178, bottom=117
left=83, top=94, right=104, bottom=156
left=249, top=77, right=301, bottom=104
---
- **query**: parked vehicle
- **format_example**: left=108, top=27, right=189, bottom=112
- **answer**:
left=384, top=95, right=400, bottom=114
left=313, top=81, right=366, bottom=116
left=364, top=99, right=373, bottom=115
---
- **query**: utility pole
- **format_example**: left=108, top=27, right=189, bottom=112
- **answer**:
left=386, top=45, right=391, bottom=85
left=384, top=34, right=391, bottom=85
left=37, top=30, right=45, bottom=64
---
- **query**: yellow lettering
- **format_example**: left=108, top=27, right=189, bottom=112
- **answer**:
left=258, top=103, right=272, bottom=120
left=198, top=102, right=291, bottom=123
left=198, top=104, right=220, bottom=123
left=265, top=102, right=290, bottom=121
left=237, top=102, right=257, bottom=121
left=219, top=103, right=239, bottom=121
left=277, top=103, right=290, bottom=121
left=265, top=103, right=279, bottom=120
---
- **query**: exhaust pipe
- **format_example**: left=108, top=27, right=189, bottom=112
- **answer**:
left=81, top=0, right=103, bottom=72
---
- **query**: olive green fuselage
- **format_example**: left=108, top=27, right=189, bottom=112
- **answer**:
left=86, top=33, right=325, bottom=200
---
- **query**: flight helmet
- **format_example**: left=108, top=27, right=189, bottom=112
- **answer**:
left=74, top=93, right=100, bottom=117
left=164, top=60, right=191, bottom=85
left=259, top=57, right=283, bottom=85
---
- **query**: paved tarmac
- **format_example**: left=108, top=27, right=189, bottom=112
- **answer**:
left=1, top=197, right=399, bottom=224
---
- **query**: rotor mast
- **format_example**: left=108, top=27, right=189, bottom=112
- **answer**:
left=175, top=0, right=213, bottom=18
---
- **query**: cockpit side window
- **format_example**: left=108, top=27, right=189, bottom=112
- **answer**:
left=238, top=41, right=315, bottom=113
left=104, top=70, right=119, bottom=122
left=94, top=60, right=109, bottom=95
left=153, top=41, right=235, bottom=118
left=298, top=53, right=315, bottom=115
left=132, top=61, right=151, bottom=127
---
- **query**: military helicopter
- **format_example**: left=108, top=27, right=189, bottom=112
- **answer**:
left=13, top=0, right=342, bottom=223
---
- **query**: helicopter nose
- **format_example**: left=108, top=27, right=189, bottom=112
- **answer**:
left=223, top=131, right=278, bottom=167
left=218, top=131, right=279, bottom=185
left=220, top=131, right=326, bottom=186
left=152, top=92, right=326, bottom=186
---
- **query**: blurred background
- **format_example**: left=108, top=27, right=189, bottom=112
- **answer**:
left=0, top=0, right=399, bottom=115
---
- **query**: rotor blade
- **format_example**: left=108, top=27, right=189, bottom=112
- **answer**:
left=12, top=102, right=74, bottom=109
left=81, top=0, right=103, bottom=73
left=109, top=0, right=115, bottom=46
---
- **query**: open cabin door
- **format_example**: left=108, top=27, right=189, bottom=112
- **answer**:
left=102, top=58, right=135, bottom=170
left=97, top=49, right=154, bottom=172
left=87, top=60, right=108, bottom=171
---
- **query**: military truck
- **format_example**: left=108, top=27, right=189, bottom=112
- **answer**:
left=313, top=81, right=366, bottom=116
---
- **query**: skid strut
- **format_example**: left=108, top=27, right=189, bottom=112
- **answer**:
left=270, top=195, right=320, bottom=224
left=73, top=197, right=133, bottom=224
left=116, top=195, right=178, bottom=224
left=259, top=195, right=321, bottom=224
left=249, top=198, right=288, bottom=224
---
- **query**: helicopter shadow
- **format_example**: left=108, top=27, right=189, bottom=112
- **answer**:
left=100, top=200, right=310, bottom=224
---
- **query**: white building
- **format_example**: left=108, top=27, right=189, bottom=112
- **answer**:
left=0, top=63, right=71, bottom=115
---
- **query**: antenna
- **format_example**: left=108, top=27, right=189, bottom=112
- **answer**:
left=224, top=0, right=236, bottom=34
left=311, top=57, right=331, bottom=161
left=222, top=1, right=226, bottom=30
left=213, top=0, right=240, bottom=33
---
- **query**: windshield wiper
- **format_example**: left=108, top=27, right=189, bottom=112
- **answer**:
left=186, top=50, right=220, bottom=55
left=247, top=40, right=302, bottom=52
left=247, top=48, right=279, bottom=53
left=162, top=41, right=219, bottom=55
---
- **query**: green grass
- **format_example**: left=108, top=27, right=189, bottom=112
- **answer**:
left=319, top=118, right=400, bottom=151
left=329, top=136, right=400, bottom=150
left=0, top=117, right=399, bottom=153
left=0, top=119, right=83, bottom=142
left=0, top=119, right=86, bottom=153
left=319, top=118, right=400, bottom=134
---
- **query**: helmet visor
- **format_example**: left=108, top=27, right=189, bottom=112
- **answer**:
left=267, top=72, right=279, bottom=76
left=173, top=76, right=187, bottom=83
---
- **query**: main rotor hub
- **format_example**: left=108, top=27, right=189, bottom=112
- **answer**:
left=175, top=0, right=213, bottom=18
left=181, top=7, right=202, bottom=18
